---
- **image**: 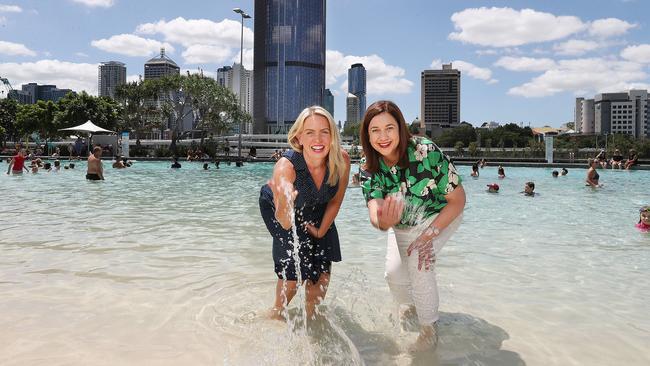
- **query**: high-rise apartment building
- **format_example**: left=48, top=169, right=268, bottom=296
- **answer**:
left=346, top=93, right=360, bottom=126
left=253, top=0, right=326, bottom=134
left=323, top=88, right=334, bottom=117
left=144, top=48, right=180, bottom=80
left=216, top=66, right=232, bottom=87
left=216, top=63, right=254, bottom=117
left=421, top=63, right=461, bottom=137
left=348, top=63, right=366, bottom=120
left=98, top=61, right=126, bottom=99
left=143, top=48, right=191, bottom=132
left=575, top=97, right=595, bottom=134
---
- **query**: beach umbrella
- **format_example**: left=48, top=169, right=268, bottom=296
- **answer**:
left=58, top=120, right=116, bottom=153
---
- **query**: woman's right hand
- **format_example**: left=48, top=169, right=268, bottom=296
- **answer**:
left=268, top=177, right=298, bottom=229
left=377, top=195, right=405, bottom=230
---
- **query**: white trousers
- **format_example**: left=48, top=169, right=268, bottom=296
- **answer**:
left=384, top=214, right=463, bottom=326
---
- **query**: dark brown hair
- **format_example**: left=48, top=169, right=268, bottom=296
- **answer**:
left=359, top=100, right=412, bottom=174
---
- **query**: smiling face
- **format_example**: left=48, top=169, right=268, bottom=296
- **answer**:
left=641, top=209, right=650, bottom=225
left=368, top=112, right=400, bottom=164
left=297, top=114, right=331, bottom=161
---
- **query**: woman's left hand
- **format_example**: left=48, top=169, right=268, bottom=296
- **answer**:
left=305, top=223, right=324, bottom=238
left=407, top=234, right=434, bottom=271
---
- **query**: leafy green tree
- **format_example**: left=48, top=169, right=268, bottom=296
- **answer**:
left=342, top=122, right=361, bottom=138
left=15, top=100, right=57, bottom=139
left=435, top=125, right=476, bottom=147
left=188, top=74, right=248, bottom=135
left=454, top=141, right=465, bottom=156
left=485, top=138, right=492, bottom=154
left=115, top=79, right=160, bottom=135
left=54, top=92, right=121, bottom=133
left=409, top=121, right=420, bottom=135
left=468, top=141, right=479, bottom=156
left=0, top=98, right=18, bottom=146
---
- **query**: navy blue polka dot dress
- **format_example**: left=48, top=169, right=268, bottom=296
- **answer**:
left=259, top=150, right=341, bottom=283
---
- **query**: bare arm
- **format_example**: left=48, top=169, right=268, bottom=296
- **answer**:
left=268, top=157, right=297, bottom=230
left=306, top=150, right=351, bottom=238
left=407, top=185, right=466, bottom=270
left=6, top=158, right=14, bottom=174
left=585, top=169, right=598, bottom=187
left=430, top=185, right=466, bottom=231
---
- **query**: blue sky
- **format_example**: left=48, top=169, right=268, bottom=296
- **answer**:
left=1, top=0, right=649, bottom=128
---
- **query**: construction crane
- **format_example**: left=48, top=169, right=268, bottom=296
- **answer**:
left=1, top=75, right=15, bottom=99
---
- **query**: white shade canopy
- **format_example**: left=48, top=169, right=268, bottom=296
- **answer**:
left=58, top=120, right=115, bottom=134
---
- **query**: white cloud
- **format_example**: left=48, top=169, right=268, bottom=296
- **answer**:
left=431, top=59, right=497, bottom=83
left=75, top=52, right=89, bottom=57
left=430, top=59, right=442, bottom=70
left=621, top=44, right=650, bottom=64
left=0, top=40, right=36, bottom=56
left=136, top=17, right=252, bottom=49
left=70, top=0, right=114, bottom=8
left=449, top=7, right=586, bottom=47
left=451, top=60, right=498, bottom=84
left=0, top=59, right=99, bottom=95
left=589, top=18, right=636, bottom=38
left=0, top=4, right=22, bottom=12
left=126, top=74, right=140, bottom=83
left=494, top=56, right=557, bottom=72
left=230, top=48, right=254, bottom=70
left=475, top=49, right=498, bottom=56
left=182, top=44, right=232, bottom=64
left=326, top=50, right=413, bottom=95
left=553, top=39, right=601, bottom=56
left=91, top=34, right=174, bottom=57
left=508, top=58, right=648, bottom=97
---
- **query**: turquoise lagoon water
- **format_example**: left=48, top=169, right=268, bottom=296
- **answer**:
left=0, top=161, right=649, bottom=365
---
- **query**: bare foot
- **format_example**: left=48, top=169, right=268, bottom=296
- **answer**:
left=264, top=307, right=286, bottom=321
left=400, top=305, right=419, bottom=332
left=408, top=325, right=438, bottom=353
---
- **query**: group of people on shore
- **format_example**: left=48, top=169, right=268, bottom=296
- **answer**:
left=594, top=148, right=638, bottom=170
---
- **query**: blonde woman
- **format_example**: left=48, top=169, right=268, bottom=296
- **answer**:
left=259, top=106, right=351, bottom=320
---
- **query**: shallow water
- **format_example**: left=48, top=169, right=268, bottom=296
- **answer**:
left=1, top=162, right=649, bottom=365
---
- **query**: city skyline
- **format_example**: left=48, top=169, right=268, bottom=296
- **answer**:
left=1, top=0, right=649, bottom=128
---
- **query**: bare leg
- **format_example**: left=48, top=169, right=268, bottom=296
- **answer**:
left=305, top=273, right=330, bottom=319
left=268, top=279, right=298, bottom=320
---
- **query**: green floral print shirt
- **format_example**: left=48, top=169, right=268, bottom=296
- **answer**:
left=362, top=136, right=462, bottom=227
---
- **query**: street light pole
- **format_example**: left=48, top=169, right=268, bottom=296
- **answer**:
left=233, top=8, right=251, bottom=160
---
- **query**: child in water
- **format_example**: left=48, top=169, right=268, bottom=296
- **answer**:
left=497, top=166, right=505, bottom=179
left=636, top=206, right=650, bottom=232
left=487, top=183, right=499, bottom=193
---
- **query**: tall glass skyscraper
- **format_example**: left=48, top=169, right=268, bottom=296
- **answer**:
left=348, top=63, right=366, bottom=121
left=253, top=0, right=326, bottom=134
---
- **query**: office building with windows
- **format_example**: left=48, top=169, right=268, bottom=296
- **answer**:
left=323, top=88, right=334, bottom=117
left=253, top=0, right=326, bottom=134
left=348, top=63, right=366, bottom=121
left=98, top=61, right=126, bottom=99
left=421, top=63, right=461, bottom=137
left=346, top=93, right=360, bottom=126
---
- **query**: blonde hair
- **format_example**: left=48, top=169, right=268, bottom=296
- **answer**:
left=287, top=106, right=346, bottom=186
